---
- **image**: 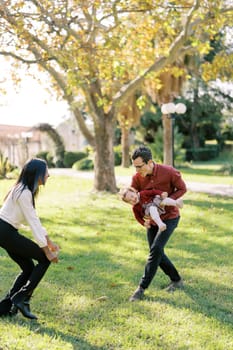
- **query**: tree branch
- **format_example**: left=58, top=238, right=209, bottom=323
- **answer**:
left=0, top=50, right=55, bottom=64
left=112, top=1, right=201, bottom=114
left=37, top=60, right=95, bottom=145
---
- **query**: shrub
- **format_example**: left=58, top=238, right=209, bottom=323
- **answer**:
left=36, top=151, right=55, bottom=167
left=216, top=163, right=233, bottom=176
left=0, top=152, right=16, bottom=178
left=114, top=145, right=122, bottom=166
left=63, top=151, right=87, bottom=168
left=186, top=145, right=219, bottom=161
left=149, top=125, right=184, bottom=164
left=72, top=158, right=94, bottom=170
left=5, top=167, right=19, bottom=179
left=150, top=126, right=164, bottom=163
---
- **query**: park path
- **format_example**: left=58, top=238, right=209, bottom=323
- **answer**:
left=49, top=168, right=233, bottom=198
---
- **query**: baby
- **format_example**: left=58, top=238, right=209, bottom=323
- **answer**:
left=120, top=187, right=183, bottom=232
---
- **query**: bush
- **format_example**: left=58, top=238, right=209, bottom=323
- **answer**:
left=36, top=151, right=55, bottom=167
left=72, top=158, right=94, bottom=170
left=149, top=125, right=184, bottom=164
left=54, top=159, right=64, bottom=168
left=5, top=168, right=19, bottom=179
left=63, top=151, right=87, bottom=168
left=216, top=163, right=233, bottom=176
left=150, top=126, right=164, bottom=163
left=186, top=145, right=219, bottom=161
left=0, top=153, right=16, bottom=179
left=114, top=145, right=122, bottom=166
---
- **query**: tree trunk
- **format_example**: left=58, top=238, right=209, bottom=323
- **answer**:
left=93, top=115, right=118, bottom=192
left=191, top=123, right=200, bottom=148
left=191, top=87, right=201, bottom=149
left=121, top=126, right=131, bottom=168
left=162, top=114, right=173, bottom=165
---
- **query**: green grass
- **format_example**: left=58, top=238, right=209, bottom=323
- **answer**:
left=115, top=161, right=233, bottom=185
left=0, top=174, right=233, bottom=350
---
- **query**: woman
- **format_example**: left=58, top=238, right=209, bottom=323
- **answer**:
left=0, top=158, right=59, bottom=320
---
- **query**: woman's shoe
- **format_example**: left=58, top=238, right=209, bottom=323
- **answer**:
left=0, top=296, right=12, bottom=316
left=14, top=300, right=37, bottom=320
left=12, top=293, right=37, bottom=320
left=9, top=296, right=32, bottom=316
left=9, top=304, right=18, bottom=316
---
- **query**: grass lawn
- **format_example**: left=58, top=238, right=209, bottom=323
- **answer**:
left=0, top=174, right=232, bottom=350
left=115, top=162, right=233, bottom=185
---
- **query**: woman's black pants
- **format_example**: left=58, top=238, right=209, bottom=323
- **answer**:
left=0, top=219, right=50, bottom=314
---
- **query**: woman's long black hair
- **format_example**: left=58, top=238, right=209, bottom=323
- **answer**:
left=6, top=158, right=48, bottom=207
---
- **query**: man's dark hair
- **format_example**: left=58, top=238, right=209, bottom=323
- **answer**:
left=131, top=145, right=152, bottom=163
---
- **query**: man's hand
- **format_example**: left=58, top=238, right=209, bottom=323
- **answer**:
left=144, top=217, right=151, bottom=228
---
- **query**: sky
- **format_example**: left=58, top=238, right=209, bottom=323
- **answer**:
left=0, top=66, right=70, bottom=127
left=1, top=60, right=232, bottom=129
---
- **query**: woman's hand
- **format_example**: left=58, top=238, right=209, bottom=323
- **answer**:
left=42, top=246, right=59, bottom=263
left=46, top=236, right=60, bottom=252
left=47, top=250, right=59, bottom=263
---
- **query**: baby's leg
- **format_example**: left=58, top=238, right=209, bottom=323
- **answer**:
left=161, top=197, right=183, bottom=209
left=149, top=206, right=166, bottom=231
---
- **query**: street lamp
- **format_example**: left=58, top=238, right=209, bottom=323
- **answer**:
left=161, top=102, right=186, bottom=167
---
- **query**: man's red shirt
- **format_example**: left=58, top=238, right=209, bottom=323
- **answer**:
left=131, top=163, right=187, bottom=225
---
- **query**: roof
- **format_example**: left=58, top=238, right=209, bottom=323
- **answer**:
left=0, top=124, right=41, bottom=142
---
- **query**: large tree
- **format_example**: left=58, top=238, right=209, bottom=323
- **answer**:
left=0, top=1, right=232, bottom=192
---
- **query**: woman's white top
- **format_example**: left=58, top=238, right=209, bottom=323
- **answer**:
left=0, top=184, right=47, bottom=247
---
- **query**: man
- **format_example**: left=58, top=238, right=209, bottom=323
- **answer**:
left=129, top=145, right=187, bottom=301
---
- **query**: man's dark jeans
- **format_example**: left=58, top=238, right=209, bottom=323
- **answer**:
left=139, top=216, right=181, bottom=290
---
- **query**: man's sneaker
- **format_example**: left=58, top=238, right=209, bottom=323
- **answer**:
left=165, top=279, right=184, bottom=292
left=129, top=286, right=144, bottom=301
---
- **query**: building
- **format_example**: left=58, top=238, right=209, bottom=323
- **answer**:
left=0, top=124, right=42, bottom=167
left=56, top=115, right=89, bottom=152
left=0, top=117, right=89, bottom=167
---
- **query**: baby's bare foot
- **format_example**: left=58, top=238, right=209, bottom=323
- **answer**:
left=159, top=223, right=167, bottom=231
left=176, top=198, right=183, bottom=209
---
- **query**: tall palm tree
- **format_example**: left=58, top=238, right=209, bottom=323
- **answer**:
left=145, top=67, right=186, bottom=165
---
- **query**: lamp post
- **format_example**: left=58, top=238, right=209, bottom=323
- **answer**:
left=161, top=102, right=186, bottom=167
